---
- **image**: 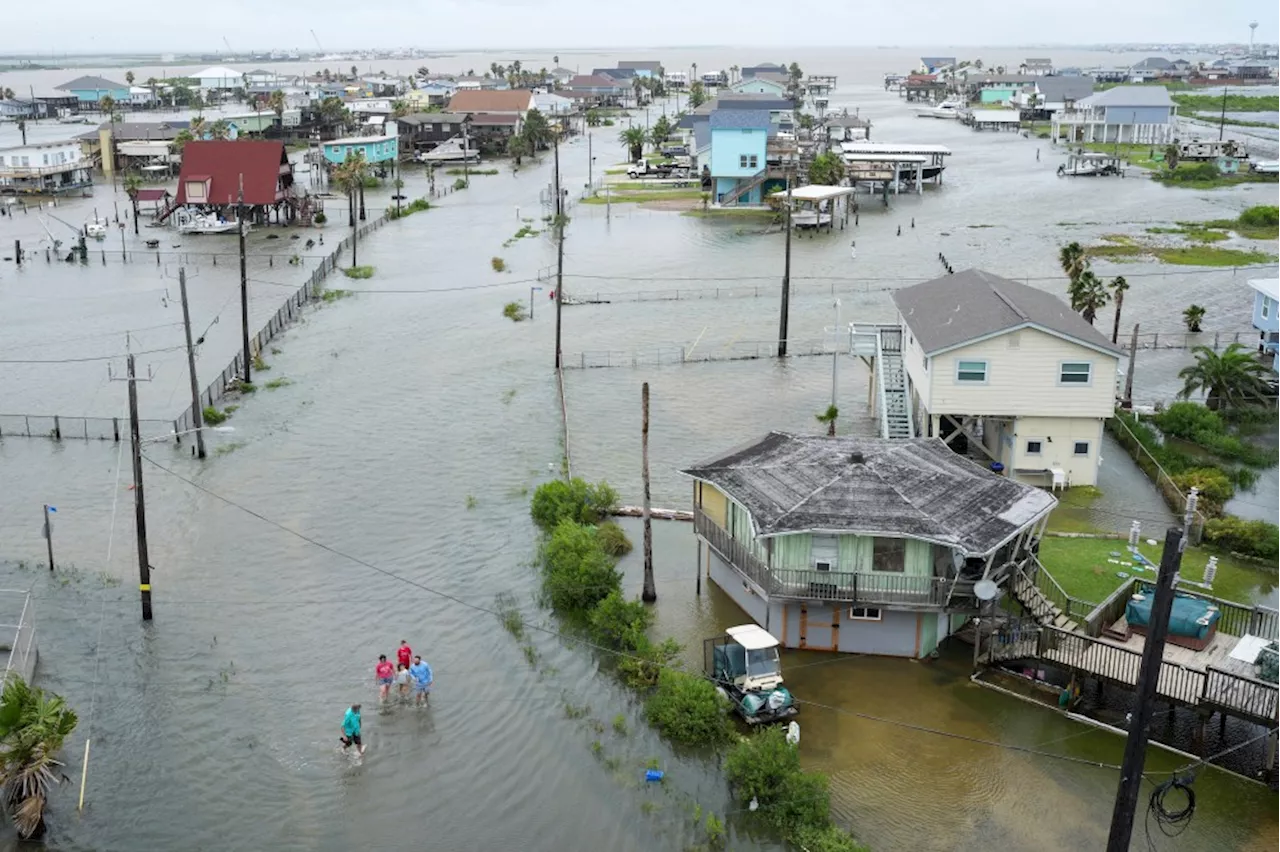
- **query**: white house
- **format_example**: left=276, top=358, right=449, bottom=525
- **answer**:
left=195, top=66, right=245, bottom=93
left=891, top=269, right=1121, bottom=488
left=1052, top=85, right=1177, bottom=144
left=128, top=86, right=157, bottom=107
left=348, top=98, right=395, bottom=117
left=244, top=69, right=280, bottom=87
left=0, top=139, right=92, bottom=194
left=1011, top=76, right=1095, bottom=114
left=533, top=92, right=574, bottom=115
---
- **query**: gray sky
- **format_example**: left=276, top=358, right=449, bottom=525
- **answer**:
left=1, top=1, right=1277, bottom=54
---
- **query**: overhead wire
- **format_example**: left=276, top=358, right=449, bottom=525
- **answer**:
left=137, top=452, right=1151, bottom=773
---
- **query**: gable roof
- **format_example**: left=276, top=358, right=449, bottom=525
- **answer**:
left=920, top=57, right=955, bottom=67
left=593, top=67, right=634, bottom=79
left=446, top=90, right=533, bottom=113
left=173, top=140, right=289, bottom=207
left=618, top=61, right=662, bottom=72
left=716, top=94, right=794, bottom=110
left=892, top=269, right=1121, bottom=357
left=1078, top=85, right=1173, bottom=108
left=682, top=432, right=1055, bottom=553
left=194, top=66, right=243, bottom=80
left=1132, top=57, right=1172, bottom=70
left=57, top=75, right=128, bottom=92
left=1248, top=278, right=1279, bottom=301
left=970, top=74, right=1040, bottom=86
left=76, top=120, right=191, bottom=141
left=397, top=112, right=469, bottom=127
left=468, top=113, right=519, bottom=126
left=566, top=74, right=623, bottom=89
left=710, top=109, right=773, bottom=130
left=1033, top=76, right=1095, bottom=102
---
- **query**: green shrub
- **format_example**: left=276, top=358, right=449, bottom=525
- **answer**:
left=1204, top=516, right=1280, bottom=559
left=725, top=728, right=830, bottom=833
left=790, top=824, right=871, bottom=852
left=1164, top=162, right=1220, bottom=182
left=1239, top=205, right=1278, bottom=228
left=453, top=177, right=468, bottom=191
left=1171, top=467, right=1235, bottom=513
left=202, top=406, right=227, bottom=425
left=596, top=521, right=633, bottom=556
left=617, top=635, right=681, bottom=688
left=491, top=256, right=507, bottom=272
left=1153, top=402, right=1277, bottom=466
left=312, top=211, right=327, bottom=225
left=530, top=479, right=619, bottom=530
left=588, top=589, right=651, bottom=650
left=343, top=265, right=375, bottom=279
left=542, top=520, right=620, bottom=612
left=502, top=301, right=527, bottom=322
left=644, top=669, right=734, bottom=747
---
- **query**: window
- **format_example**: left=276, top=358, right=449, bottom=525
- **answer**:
left=848, top=607, right=882, bottom=621
left=739, top=154, right=748, bottom=168
left=956, top=359, right=988, bottom=383
left=1264, top=297, right=1274, bottom=320
left=1060, top=362, right=1092, bottom=384
left=1073, top=441, right=1090, bottom=456
left=1026, top=439, right=1043, bottom=455
left=441, top=123, right=451, bottom=132
left=872, top=539, right=905, bottom=573
left=814, top=560, right=832, bottom=573
left=748, top=154, right=758, bottom=168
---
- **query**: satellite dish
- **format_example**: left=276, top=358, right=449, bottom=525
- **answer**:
left=974, top=579, right=999, bottom=601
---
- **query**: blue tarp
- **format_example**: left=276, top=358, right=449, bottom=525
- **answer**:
left=1126, top=588, right=1220, bottom=640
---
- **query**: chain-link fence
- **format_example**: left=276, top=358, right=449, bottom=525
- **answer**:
left=0, top=413, right=171, bottom=442
left=563, top=338, right=834, bottom=369
left=1121, top=330, right=1258, bottom=352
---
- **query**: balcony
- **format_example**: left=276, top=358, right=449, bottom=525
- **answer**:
left=694, top=509, right=972, bottom=609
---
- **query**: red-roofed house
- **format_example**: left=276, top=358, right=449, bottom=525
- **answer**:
left=164, top=140, right=298, bottom=224
left=446, top=89, right=535, bottom=115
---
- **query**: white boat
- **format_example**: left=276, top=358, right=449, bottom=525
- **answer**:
left=173, top=209, right=243, bottom=235
left=85, top=218, right=109, bottom=240
left=916, top=98, right=964, bottom=119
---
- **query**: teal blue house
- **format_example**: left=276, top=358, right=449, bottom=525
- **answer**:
left=323, top=128, right=399, bottom=166
left=56, top=75, right=130, bottom=106
left=710, top=110, right=774, bottom=205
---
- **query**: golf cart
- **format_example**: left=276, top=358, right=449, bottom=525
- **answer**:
left=703, top=624, right=797, bottom=725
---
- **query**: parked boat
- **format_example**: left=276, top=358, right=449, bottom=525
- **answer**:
left=1057, top=153, right=1124, bottom=177
left=85, top=218, right=109, bottom=240
left=173, top=209, right=243, bottom=235
left=916, top=98, right=964, bottom=119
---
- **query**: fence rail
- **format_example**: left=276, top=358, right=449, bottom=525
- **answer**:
left=1121, top=330, right=1259, bottom=352
left=3, top=214, right=393, bottom=443
left=565, top=338, right=834, bottom=370
left=0, top=590, right=36, bottom=685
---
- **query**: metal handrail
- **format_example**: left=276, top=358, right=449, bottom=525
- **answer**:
left=874, top=331, right=891, bottom=440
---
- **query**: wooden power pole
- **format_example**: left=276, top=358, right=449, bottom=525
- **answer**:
left=125, top=354, right=154, bottom=621
left=1122, top=323, right=1139, bottom=409
left=641, top=382, right=656, bottom=602
left=178, top=268, right=206, bottom=459
left=553, top=132, right=564, bottom=370
left=1105, top=525, right=1184, bottom=852
left=238, top=176, right=251, bottom=385
left=777, top=171, right=793, bottom=357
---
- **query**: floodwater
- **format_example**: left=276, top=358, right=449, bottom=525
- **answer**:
left=1, top=51, right=1278, bottom=851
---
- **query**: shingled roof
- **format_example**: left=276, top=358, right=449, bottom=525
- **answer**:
left=683, top=433, right=1055, bottom=555
left=892, top=269, right=1121, bottom=356
left=173, top=140, right=290, bottom=207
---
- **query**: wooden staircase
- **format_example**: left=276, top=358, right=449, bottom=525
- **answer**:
left=1009, top=567, right=1081, bottom=633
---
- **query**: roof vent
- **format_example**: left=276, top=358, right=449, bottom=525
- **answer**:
left=850, top=452, right=865, bottom=464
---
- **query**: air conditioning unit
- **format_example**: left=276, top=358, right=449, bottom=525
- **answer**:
left=814, top=560, right=832, bottom=573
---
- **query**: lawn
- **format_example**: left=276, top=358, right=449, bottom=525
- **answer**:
left=1086, top=235, right=1276, bottom=267
left=681, top=208, right=779, bottom=220
left=1078, top=142, right=1163, bottom=170
left=581, top=189, right=705, bottom=205
left=1038, top=535, right=1277, bottom=608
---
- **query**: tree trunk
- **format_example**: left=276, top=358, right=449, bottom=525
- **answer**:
left=1111, top=296, right=1123, bottom=344
left=641, top=382, right=656, bottom=603
left=827, top=419, right=836, bottom=437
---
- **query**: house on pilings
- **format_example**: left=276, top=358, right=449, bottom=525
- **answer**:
left=161, top=140, right=303, bottom=226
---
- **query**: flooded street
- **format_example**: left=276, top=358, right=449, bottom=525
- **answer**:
left=1, top=47, right=1277, bottom=850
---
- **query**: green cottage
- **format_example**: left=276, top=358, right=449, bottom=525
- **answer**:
left=684, top=433, right=1057, bottom=658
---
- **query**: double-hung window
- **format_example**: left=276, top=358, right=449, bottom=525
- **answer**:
left=1059, top=362, right=1092, bottom=385
left=956, top=360, right=988, bottom=383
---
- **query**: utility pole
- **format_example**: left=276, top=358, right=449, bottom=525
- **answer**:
left=553, top=131, right=564, bottom=370
left=830, top=298, right=841, bottom=435
left=178, top=269, right=206, bottom=459
left=641, top=382, right=656, bottom=602
left=238, top=176, right=251, bottom=385
left=1122, top=323, right=1139, bottom=409
left=124, top=354, right=154, bottom=621
left=463, top=120, right=471, bottom=187
left=777, top=169, right=793, bottom=357
left=1219, top=86, right=1228, bottom=142
left=587, top=132, right=593, bottom=188
left=1105, top=525, right=1185, bottom=852
left=42, top=505, right=56, bottom=571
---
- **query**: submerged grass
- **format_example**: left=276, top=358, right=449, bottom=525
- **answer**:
left=583, top=189, right=705, bottom=205
left=343, top=266, right=375, bottom=279
left=1087, top=236, right=1277, bottom=267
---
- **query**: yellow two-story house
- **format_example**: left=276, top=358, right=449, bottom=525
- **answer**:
left=892, top=269, right=1121, bottom=488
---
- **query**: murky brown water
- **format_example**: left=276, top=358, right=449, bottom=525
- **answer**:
left=0, top=47, right=1276, bottom=850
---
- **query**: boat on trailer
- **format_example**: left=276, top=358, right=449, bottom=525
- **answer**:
left=1057, top=152, right=1124, bottom=177
left=173, top=208, right=243, bottom=235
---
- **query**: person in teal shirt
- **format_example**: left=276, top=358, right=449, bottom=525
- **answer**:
left=340, top=703, right=364, bottom=755
left=409, top=656, right=433, bottom=707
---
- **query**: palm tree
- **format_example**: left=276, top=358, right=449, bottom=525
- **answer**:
left=417, top=66, right=430, bottom=79
left=1178, top=343, right=1272, bottom=410
left=267, top=90, right=286, bottom=125
left=333, top=151, right=368, bottom=261
left=1109, top=275, right=1129, bottom=344
left=507, top=133, right=531, bottom=166
left=0, top=676, right=79, bottom=840
left=649, top=115, right=671, bottom=150
left=124, top=173, right=142, bottom=233
left=98, top=93, right=115, bottom=115
left=1071, top=270, right=1110, bottom=325
left=632, top=76, right=644, bottom=107
left=125, top=70, right=135, bottom=86
left=1163, top=143, right=1180, bottom=170
left=521, top=108, right=552, bottom=151
left=620, top=126, right=646, bottom=162
left=1183, top=304, right=1206, bottom=332
left=209, top=119, right=230, bottom=140
left=0, top=87, right=14, bottom=99
left=815, top=404, right=839, bottom=437
left=1058, top=241, right=1088, bottom=284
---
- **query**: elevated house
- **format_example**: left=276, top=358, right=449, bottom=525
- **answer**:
left=0, top=99, right=36, bottom=119
left=323, top=126, right=399, bottom=166
left=397, top=113, right=471, bottom=156
left=194, top=66, right=245, bottom=95
left=447, top=89, right=535, bottom=119
left=728, top=76, right=788, bottom=97
left=1051, top=85, right=1177, bottom=144
left=565, top=74, right=628, bottom=104
left=1127, top=57, right=1173, bottom=82
left=1248, top=279, right=1280, bottom=371
left=685, top=433, right=1056, bottom=657
left=467, top=114, right=520, bottom=152
left=741, top=63, right=786, bottom=80
left=56, top=75, right=129, bottom=107
left=0, top=140, right=93, bottom=195
left=707, top=107, right=797, bottom=206
left=918, top=57, right=956, bottom=75
left=534, top=92, right=574, bottom=116
left=76, top=120, right=190, bottom=176
left=964, top=74, right=1039, bottom=105
left=824, top=112, right=872, bottom=143
left=405, top=80, right=457, bottom=108
left=163, top=140, right=300, bottom=224
left=617, top=61, right=663, bottom=79
left=885, top=269, right=1121, bottom=488
left=1011, top=76, right=1095, bottom=117
left=1020, top=58, right=1055, bottom=76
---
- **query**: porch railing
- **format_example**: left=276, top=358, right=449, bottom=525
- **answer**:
left=694, top=509, right=954, bottom=608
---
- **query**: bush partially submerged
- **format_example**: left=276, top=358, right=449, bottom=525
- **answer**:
left=542, top=520, right=620, bottom=612
left=596, top=521, right=633, bottom=556
left=645, top=669, right=734, bottom=747
left=588, top=589, right=651, bottom=650
left=726, top=727, right=855, bottom=843
left=530, top=478, right=619, bottom=530
left=1204, top=516, right=1280, bottom=560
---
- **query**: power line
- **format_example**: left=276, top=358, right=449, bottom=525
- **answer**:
left=137, top=453, right=1166, bottom=773
left=0, top=345, right=186, bottom=365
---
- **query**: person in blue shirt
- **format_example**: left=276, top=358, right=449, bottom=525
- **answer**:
left=340, top=703, right=364, bottom=755
left=409, top=656, right=433, bottom=707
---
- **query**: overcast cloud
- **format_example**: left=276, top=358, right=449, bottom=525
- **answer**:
left=1, top=0, right=1276, bottom=54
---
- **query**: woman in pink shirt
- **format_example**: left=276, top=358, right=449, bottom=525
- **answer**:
left=375, top=654, right=395, bottom=701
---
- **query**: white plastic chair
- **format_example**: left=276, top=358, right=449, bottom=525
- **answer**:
left=1051, top=468, right=1068, bottom=492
